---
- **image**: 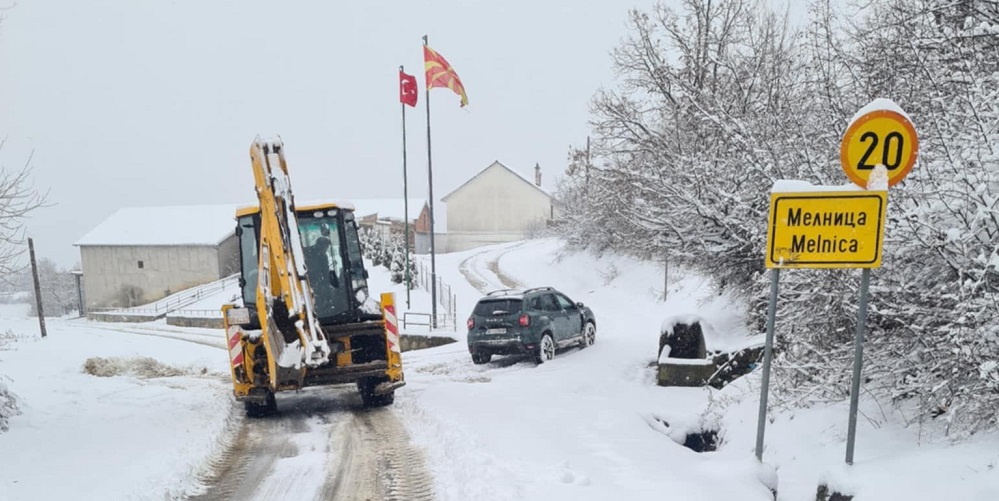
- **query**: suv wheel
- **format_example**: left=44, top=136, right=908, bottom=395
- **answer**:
left=536, top=333, right=555, bottom=364
left=579, top=322, right=596, bottom=348
left=471, top=352, right=492, bottom=365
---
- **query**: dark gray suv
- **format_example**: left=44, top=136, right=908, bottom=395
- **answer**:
left=466, top=287, right=596, bottom=364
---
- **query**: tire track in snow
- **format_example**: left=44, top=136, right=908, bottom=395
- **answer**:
left=458, top=242, right=528, bottom=294
left=86, top=323, right=227, bottom=350
left=191, top=389, right=435, bottom=501
left=323, top=407, right=436, bottom=501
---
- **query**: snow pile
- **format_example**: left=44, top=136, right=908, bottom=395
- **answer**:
left=82, top=355, right=210, bottom=379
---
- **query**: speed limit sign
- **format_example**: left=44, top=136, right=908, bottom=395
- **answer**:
left=840, top=104, right=919, bottom=188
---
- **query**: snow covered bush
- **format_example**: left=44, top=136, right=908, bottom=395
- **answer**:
left=0, top=378, right=20, bottom=433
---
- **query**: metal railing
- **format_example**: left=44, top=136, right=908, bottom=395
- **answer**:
left=166, top=309, right=224, bottom=318
left=88, top=274, right=240, bottom=317
left=414, top=260, right=457, bottom=321
left=403, top=312, right=457, bottom=332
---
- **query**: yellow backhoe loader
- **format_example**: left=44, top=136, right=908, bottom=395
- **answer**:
left=222, top=137, right=404, bottom=416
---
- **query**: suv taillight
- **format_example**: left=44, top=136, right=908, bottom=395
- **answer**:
left=519, top=314, right=530, bottom=327
left=467, top=318, right=474, bottom=330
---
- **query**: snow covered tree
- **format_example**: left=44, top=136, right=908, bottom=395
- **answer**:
left=0, top=143, right=48, bottom=281
left=358, top=226, right=416, bottom=287
left=561, top=0, right=999, bottom=433
left=27, top=258, right=77, bottom=317
left=770, top=0, right=999, bottom=434
left=0, top=139, right=46, bottom=434
left=559, top=0, right=815, bottom=290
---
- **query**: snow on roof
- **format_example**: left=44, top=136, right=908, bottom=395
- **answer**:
left=348, top=198, right=428, bottom=222
left=441, top=161, right=552, bottom=202
left=74, top=205, right=240, bottom=247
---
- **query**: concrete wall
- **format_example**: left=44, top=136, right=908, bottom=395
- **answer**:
left=445, top=165, right=552, bottom=234
left=80, top=245, right=223, bottom=308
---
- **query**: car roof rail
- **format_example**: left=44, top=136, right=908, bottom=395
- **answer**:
left=486, top=288, right=521, bottom=297
left=523, top=286, right=555, bottom=295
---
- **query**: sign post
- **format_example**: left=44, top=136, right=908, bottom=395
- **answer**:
left=756, top=99, right=916, bottom=465
left=755, top=189, right=887, bottom=462
left=841, top=100, right=917, bottom=464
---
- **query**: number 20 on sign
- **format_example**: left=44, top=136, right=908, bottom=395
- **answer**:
left=840, top=108, right=919, bottom=188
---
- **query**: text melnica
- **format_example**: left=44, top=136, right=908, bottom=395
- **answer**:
left=787, top=209, right=867, bottom=253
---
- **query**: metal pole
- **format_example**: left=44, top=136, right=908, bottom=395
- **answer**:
left=846, top=267, right=871, bottom=465
left=754, top=267, right=780, bottom=460
left=663, top=259, right=668, bottom=302
left=400, top=65, right=412, bottom=309
left=74, top=273, right=84, bottom=317
left=423, top=34, right=438, bottom=329
left=28, top=238, right=47, bottom=338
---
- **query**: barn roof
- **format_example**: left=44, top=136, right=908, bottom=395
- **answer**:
left=441, top=161, right=551, bottom=202
left=74, top=205, right=240, bottom=247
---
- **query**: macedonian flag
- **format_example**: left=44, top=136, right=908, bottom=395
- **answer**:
left=424, top=44, right=468, bottom=107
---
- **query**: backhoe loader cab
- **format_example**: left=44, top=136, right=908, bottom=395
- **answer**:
left=234, top=202, right=377, bottom=329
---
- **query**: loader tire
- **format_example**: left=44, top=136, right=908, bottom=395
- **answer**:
left=358, top=377, right=395, bottom=408
left=244, top=391, right=277, bottom=417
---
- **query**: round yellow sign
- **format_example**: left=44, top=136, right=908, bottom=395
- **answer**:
left=840, top=109, right=918, bottom=188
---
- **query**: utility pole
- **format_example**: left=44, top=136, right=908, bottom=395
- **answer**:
left=28, top=238, right=47, bottom=338
left=663, top=259, right=669, bottom=302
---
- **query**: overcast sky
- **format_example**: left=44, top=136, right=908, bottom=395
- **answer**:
left=0, top=0, right=809, bottom=269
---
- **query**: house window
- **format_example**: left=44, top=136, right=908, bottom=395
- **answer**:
left=138, top=260, right=144, bottom=269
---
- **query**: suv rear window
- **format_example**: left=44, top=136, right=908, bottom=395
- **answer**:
left=473, top=299, right=522, bottom=316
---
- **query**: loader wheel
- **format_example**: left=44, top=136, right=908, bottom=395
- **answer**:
left=244, top=391, right=277, bottom=417
left=357, top=377, right=395, bottom=408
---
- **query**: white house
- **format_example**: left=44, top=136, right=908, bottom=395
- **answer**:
left=74, top=205, right=240, bottom=310
left=438, top=161, right=554, bottom=253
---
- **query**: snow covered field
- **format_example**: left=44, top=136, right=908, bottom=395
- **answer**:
left=2, top=239, right=998, bottom=500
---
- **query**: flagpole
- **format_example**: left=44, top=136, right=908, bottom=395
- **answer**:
left=423, top=34, right=438, bottom=329
left=400, top=65, right=412, bottom=309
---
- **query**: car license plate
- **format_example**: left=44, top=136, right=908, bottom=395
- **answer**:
left=485, top=328, right=507, bottom=335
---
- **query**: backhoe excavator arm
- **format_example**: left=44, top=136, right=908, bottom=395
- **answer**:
left=249, top=137, right=330, bottom=374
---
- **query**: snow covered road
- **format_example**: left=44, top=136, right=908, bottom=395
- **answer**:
left=191, top=388, right=433, bottom=501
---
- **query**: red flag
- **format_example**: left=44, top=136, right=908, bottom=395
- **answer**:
left=423, top=45, right=468, bottom=107
left=399, top=70, right=418, bottom=107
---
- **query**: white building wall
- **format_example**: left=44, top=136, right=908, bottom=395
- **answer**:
left=81, top=245, right=222, bottom=308
left=436, top=232, right=525, bottom=253
left=445, top=165, right=552, bottom=234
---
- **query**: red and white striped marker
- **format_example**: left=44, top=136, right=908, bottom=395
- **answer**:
left=226, top=325, right=244, bottom=368
left=382, top=293, right=401, bottom=354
